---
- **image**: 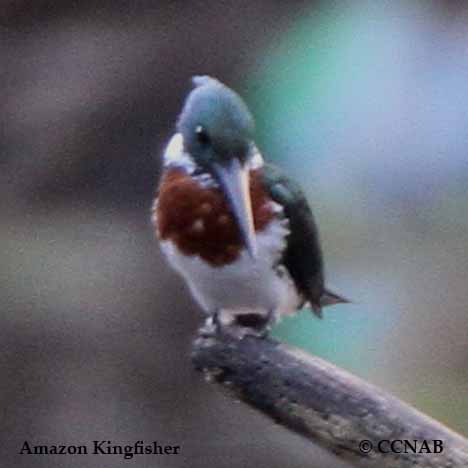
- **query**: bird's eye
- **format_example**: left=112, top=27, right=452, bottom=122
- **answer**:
left=195, top=125, right=210, bottom=145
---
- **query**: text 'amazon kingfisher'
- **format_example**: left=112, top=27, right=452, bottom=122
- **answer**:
left=152, top=76, right=348, bottom=336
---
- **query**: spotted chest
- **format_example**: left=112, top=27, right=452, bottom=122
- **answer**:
left=153, top=168, right=280, bottom=267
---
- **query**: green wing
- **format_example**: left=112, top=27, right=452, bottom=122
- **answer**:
left=260, top=164, right=347, bottom=317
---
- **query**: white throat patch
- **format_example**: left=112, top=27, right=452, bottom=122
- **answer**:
left=162, top=133, right=264, bottom=185
left=163, top=133, right=195, bottom=171
left=163, top=133, right=214, bottom=187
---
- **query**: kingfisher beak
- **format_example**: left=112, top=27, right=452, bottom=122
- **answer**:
left=213, top=158, right=257, bottom=259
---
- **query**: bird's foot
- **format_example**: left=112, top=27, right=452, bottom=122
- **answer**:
left=199, top=310, right=274, bottom=339
left=234, top=313, right=271, bottom=338
left=199, top=313, right=219, bottom=337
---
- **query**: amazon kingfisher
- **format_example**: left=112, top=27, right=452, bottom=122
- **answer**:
left=152, top=76, right=348, bottom=336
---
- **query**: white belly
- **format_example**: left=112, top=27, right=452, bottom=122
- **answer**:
left=160, top=218, right=301, bottom=321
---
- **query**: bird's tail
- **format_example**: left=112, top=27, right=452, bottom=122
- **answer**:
left=321, top=288, right=350, bottom=307
left=310, top=288, right=350, bottom=318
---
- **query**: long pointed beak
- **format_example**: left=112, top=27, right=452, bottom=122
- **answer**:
left=213, top=159, right=257, bottom=259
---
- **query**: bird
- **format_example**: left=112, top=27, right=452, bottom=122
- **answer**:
left=152, top=76, right=348, bottom=335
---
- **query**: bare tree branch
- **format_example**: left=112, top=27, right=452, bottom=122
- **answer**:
left=192, top=331, right=468, bottom=468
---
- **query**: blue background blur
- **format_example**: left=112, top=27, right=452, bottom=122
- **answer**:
left=2, top=1, right=467, bottom=467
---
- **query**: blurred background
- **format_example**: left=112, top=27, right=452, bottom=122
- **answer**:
left=2, top=1, right=467, bottom=467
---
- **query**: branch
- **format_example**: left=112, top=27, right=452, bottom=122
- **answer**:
left=192, top=331, right=468, bottom=468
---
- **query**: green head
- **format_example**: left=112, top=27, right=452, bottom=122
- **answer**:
left=177, top=76, right=255, bottom=167
left=177, top=76, right=258, bottom=258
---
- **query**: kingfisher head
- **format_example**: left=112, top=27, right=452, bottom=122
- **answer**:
left=176, top=76, right=257, bottom=259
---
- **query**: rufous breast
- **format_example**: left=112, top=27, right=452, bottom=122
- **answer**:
left=154, top=168, right=276, bottom=267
